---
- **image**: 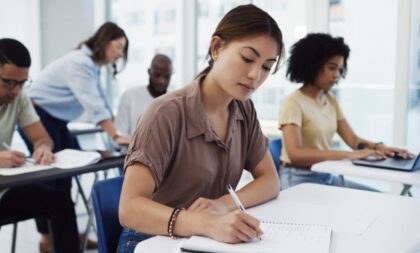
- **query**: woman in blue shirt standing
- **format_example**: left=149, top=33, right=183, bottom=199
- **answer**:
left=22, top=22, right=129, bottom=252
left=27, top=22, right=130, bottom=147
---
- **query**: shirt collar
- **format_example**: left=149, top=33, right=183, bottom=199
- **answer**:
left=185, top=75, right=244, bottom=142
left=80, top=44, right=100, bottom=73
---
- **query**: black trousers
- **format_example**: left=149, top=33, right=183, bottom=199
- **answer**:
left=0, top=185, right=80, bottom=253
left=19, top=104, right=80, bottom=234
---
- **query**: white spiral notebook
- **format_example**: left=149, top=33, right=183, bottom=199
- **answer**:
left=180, top=221, right=332, bottom=253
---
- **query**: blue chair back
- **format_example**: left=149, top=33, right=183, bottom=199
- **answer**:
left=92, top=176, right=124, bottom=253
left=268, top=138, right=282, bottom=172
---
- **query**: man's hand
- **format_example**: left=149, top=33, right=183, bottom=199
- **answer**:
left=0, top=150, right=26, bottom=168
left=32, top=145, right=54, bottom=165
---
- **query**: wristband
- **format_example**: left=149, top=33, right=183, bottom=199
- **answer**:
left=168, top=207, right=184, bottom=239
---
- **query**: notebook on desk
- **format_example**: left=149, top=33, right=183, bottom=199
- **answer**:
left=352, top=153, right=420, bottom=172
left=180, top=222, right=332, bottom=253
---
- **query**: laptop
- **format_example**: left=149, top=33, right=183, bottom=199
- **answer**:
left=352, top=153, right=420, bottom=172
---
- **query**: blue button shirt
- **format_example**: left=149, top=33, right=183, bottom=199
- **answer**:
left=27, top=45, right=112, bottom=124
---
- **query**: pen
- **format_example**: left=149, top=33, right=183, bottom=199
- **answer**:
left=226, top=184, right=262, bottom=240
left=226, top=184, right=246, bottom=211
left=2, top=142, right=11, bottom=150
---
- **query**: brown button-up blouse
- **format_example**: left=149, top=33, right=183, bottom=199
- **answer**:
left=124, top=76, right=268, bottom=208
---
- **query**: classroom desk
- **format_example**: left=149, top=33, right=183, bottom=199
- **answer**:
left=311, top=160, right=420, bottom=196
left=134, top=183, right=420, bottom=253
left=68, top=121, right=103, bottom=136
left=0, top=155, right=124, bottom=188
left=0, top=155, right=125, bottom=252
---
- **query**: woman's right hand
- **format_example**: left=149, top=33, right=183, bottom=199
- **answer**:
left=348, top=149, right=385, bottom=160
left=115, top=135, right=130, bottom=145
left=205, top=210, right=263, bottom=243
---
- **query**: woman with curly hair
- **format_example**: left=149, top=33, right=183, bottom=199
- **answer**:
left=278, top=33, right=412, bottom=189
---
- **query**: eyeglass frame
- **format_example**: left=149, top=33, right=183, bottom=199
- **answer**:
left=0, top=75, right=31, bottom=89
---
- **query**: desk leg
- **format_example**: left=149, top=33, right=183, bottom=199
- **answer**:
left=400, top=184, right=412, bottom=196
left=75, top=173, right=99, bottom=252
left=11, top=223, right=17, bottom=253
left=74, top=177, right=90, bottom=217
left=81, top=204, right=96, bottom=251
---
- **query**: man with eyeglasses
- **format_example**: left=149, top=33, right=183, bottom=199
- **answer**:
left=0, top=39, right=54, bottom=166
left=115, top=54, right=173, bottom=135
left=0, top=38, right=80, bottom=253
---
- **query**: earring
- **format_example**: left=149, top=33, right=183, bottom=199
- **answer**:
left=213, top=54, right=218, bottom=61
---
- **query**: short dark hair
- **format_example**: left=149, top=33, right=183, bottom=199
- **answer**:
left=78, top=22, right=129, bottom=75
left=150, top=54, right=172, bottom=69
left=286, top=33, right=350, bottom=85
left=0, top=38, right=31, bottom=68
left=198, top=4, right=284, bottom=77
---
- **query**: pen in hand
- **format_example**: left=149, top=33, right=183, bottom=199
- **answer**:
left=2, top=142, right=11, bottom=150
left=226, top=184, right=262, bottom=240
left=2, top=142, right=33, bottom=164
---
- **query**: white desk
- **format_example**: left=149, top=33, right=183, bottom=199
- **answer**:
left=134, top=183, right=420, bottom=253
left=312, top=160, right=420, bottom=196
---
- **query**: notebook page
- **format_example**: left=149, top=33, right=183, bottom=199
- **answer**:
left=181, top=222, right=331, bottom=253
left=261, top=222, right=331, bottom=252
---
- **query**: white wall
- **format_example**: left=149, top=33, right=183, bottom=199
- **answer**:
left=40, top=0, right=95, bottom=67
left=0, top=0, right=41, bottom=75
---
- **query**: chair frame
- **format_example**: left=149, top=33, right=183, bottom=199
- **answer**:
left=268, top=138, right=282, bottom=172
left=92, top=176, right=124, bottom=253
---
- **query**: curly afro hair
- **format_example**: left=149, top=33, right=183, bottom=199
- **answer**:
left=286, top=33, right=350, bottom=85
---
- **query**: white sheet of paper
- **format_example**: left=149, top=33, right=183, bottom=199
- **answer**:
left=181, top=222, right=332, bottom=253
left=0, top=163, right=52, bottom=176
left=52, top=149, right=101, bottom=169
left=248, top=201, right=379, bottom=235
left=0, top=149, right=101, bottom=176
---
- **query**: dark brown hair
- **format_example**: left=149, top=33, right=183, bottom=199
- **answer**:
left=197, top=4, right=284, bottom=77
left=0, top=38, right=31, bottom=68
left=78, top=22, right=129, bottom=76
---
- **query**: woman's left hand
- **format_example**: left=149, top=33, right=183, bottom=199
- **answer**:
left=377, top=144, right=414, bottom=159
left=188, top=197, right=230, bottom=215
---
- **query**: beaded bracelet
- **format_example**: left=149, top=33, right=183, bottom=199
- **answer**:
left=167, top=207, right=184, bottom=239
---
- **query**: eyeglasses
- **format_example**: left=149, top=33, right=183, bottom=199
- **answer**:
left=0, top=75, right=31, bottom=89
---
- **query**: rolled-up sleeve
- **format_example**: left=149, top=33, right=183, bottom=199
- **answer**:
left=279, top=98, right=302, bottom=129
left=18, top=92, right=39, bottom=127
left=124, top=101, right=178, bottom=188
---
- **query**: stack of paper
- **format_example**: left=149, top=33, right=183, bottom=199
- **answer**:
left=53, top=149, right=101, bottom=169
left=0, top=149, right=101, bottom=176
